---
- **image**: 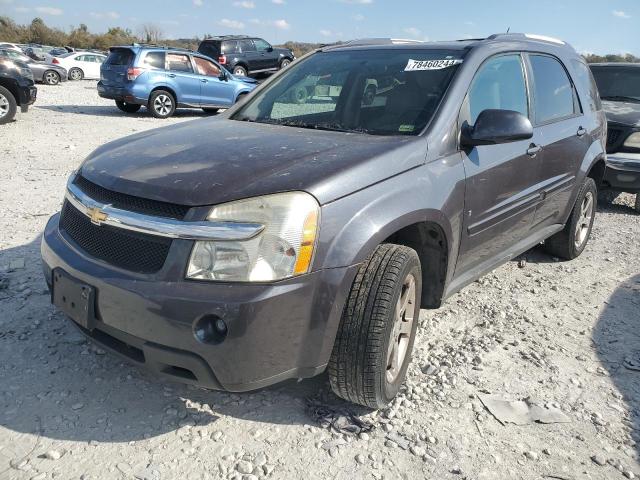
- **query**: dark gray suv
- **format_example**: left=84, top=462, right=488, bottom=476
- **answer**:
left=41, top=34, right=606, bottom=408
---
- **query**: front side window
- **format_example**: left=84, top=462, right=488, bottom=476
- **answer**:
left=254, top=39, right=271, bottom=52
left=232, top=49, right=464, bottom=136
left=194, top=56, right=221, bottom=76
left=167, top=53, right=193, bottom=73
left=590, top=66, right=640, bottom=104
left=465, top=54, right=529, bottom=125
left=143, top=52, right=165, bottom=70
left=529, top=55, right=577, bottom=124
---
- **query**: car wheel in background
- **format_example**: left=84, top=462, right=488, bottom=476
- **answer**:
left=280, top=58, right=291, bottom=69
left=329, top=243, right=422, bottom=408
left=543, top=177, right=597, bottom=260
left=43, top=70, right=61, bottom=85
left=202, top=107, right=219, bottom=114
left=291, top=86, right=308, bottom=104
left=233, top=66, right=248, bottom=77
left=115, top=101, right=141, bottom=114
left=635, top=194, right=640, bottom=213
left=0, top=86, right=17, bottom=125
left=148, top=90, right=176, bottom=119
left=68, top=68, right=84, bottom=81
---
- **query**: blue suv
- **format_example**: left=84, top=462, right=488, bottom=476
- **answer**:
left=98, top=45, right=258, bottom=118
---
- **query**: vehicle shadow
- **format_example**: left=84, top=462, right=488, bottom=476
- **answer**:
left=593, top=273, right=640, bottom=460
left=0, top=237, right=343, bottom=445
left=35, top=105, right=213, bottom=118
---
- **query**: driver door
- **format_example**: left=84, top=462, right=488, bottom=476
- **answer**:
left=456, top=53, right=544, bottom=275
left=193, top=56, right=236, bottom=107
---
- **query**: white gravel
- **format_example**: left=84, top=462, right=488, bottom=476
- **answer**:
left=1, top=81, right=640, bottom=480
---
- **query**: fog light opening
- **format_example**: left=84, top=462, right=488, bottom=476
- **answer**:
left=193, top=315, right=228, bottom=345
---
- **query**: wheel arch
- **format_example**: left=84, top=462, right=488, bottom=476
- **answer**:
left=149, top=85, right=177, bottom=102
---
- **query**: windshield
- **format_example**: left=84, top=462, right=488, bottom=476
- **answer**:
left=590, top=66, right=640, bottom=103
left=231, top=48, right=464, bottom=135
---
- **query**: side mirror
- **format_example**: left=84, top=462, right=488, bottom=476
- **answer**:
left=218, top=70, right=227, bottom=81
left=267, top=46, right=273, bottom=52
left=461, top=109, right=533, bottom=147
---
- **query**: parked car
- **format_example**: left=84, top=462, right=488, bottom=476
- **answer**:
left=198, top=35, right=294, bottom=77
left=52, top=52, right=107, bottom=80
left=590, top=63, right=640, bottom=212
left=41, top=34, right=606, bottom=408
left=97, top=45, right=258, bottom=118
left=0, top=49, right=68, bottom=85
left=0, top=57, right=37, bottom=124
left=0, top=42, right=23, bottom=52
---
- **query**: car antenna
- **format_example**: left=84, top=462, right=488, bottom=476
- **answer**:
left=506, top=27, right=511, bottom=33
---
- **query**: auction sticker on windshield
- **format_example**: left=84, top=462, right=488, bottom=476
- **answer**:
left=404, top=59, right=463, bottom=71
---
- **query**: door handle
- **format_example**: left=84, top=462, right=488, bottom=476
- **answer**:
left=527, top=144, right=542, bottom=157
left=577, top=127, right=587, bottom=137
left=201, top=79, right=208, bottom=83
left=167, top=73, right=176, bottom=78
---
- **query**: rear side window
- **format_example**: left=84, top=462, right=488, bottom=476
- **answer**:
left=529, top=55, right=577, bottom=124
left=572, top=59, right=602, bottom=112
left=107, top=49, right=134, bottom=66
left=167, top=53, right=193, bottom=73
left=221, top=41, right=238, bottom=54
left=239, top=40, right=256, bottom=53
left=466, top=54, right=529, bottom=125
left=143, top=52, right=165, bottom=70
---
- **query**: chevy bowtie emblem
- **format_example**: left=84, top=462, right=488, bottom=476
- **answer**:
left=87, top=207, right=108, bottom=226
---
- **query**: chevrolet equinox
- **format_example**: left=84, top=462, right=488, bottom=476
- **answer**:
left=42, top=34, right=606, bottom=408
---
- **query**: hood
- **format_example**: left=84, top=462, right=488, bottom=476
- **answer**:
left=602, top=100, right=640, bottom=127
left=79, top=118, right=425, bottom=206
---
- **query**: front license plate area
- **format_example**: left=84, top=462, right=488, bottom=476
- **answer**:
left=52, top=269, right=95, bottom=330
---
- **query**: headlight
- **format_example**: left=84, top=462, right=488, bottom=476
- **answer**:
left=623, top=132, right=640, bottom=149
left=186, top=192, right=320, bottom=282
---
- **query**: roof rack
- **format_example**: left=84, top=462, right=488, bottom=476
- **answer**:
left=126, top=43, right=195, bottom=52
left=486, top=32, right=567, bottom=45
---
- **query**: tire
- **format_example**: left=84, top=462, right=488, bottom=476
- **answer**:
left=635, top=194, right=640, bottom=213
left=43, top=70, right=61, bottom=85
left=291, top=86, right=308, bottom=104
left=280, top=58, right=291, bottom=69
left=329, top=244, right=422, bottom=408
left=68, top=68, right=84, bottom=81
left=148, top=90, right=176, bottom=119
left=235, top=92, right=248, bottom=103
left=202, top=107, right=219, bottom=114
left=233, top=65, right=248, bottom=77
left=115, top=100, right=141, bottom=113
left=0, top=86, right=17, bottom=125
left=543, top=177, right=597, bottom=260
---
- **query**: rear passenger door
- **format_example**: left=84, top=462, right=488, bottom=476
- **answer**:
left=525, top=54, right=591, bottom=228
left=456, top=53, right=544, bottom=275
left=166, top=53, right=200, bottom=106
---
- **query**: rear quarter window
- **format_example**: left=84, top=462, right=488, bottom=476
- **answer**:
left=107, top=49, right=134, bottom=66
left=572, top=59, right=602, bottom=112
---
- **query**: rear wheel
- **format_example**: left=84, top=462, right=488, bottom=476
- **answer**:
left=233, top=65, right=248, bottom=77
left=543, top=177, right=597, bottom=260
left=148, top=90, right=176, bottom=119
left=116, top=100, right=141, bottom=113
left=68, top=68, right=83, bottom=81
left=0, top=86, right=17, bottom=125
left=329, top=244, right=422, bottom=408
left=43, top=70, right=61, bottom=85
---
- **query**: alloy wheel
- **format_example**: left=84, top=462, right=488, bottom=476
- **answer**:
left=45, top=71, right=59, bottom=85
left=154, top=94, right=173, bottom=116
left=386, top=273, right=417, bottom=384
left=575, top=191, right=594, bottom=248
left=0, top=93, right=9, bottom=119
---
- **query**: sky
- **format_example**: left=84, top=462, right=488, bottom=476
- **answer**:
left=1, top=0, right=639, bottom=55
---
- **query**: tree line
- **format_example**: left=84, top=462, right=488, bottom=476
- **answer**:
left=2, top=16, right=638, bottom=62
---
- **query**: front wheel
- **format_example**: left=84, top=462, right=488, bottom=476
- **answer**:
left=0, top=86, right=17, bottom=125
left=280, top=58, right=291, bottom=69
left=116, top=100, right=141, bottom=113
left=543, top=177, right=597, bottom=260
left=329, top=244, right=422, bottom=408
left=68, top=68, right=83, bottom=81
left=148, top=90, right=176, bottom=119
left=43, top=70, right=61, bottom=85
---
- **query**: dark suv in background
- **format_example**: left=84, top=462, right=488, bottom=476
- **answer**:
left=42, top=34, right=606, bottom=408
left=198, top=36, right=294, bottom=77
left=0, top=57, right=37, bottom=124
left=590, top=63, right=640, bottom=212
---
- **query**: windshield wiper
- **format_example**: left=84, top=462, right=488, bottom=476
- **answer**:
left=277, top=121, right=370, bottom=134
left=601, top=95, right=640, bottom=104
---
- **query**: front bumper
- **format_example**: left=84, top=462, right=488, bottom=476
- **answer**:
left=17, top=85, right=37, bottom=112
left=41, top=213, right=357, bottom=391
left=604, top=153, right=640, bottom=193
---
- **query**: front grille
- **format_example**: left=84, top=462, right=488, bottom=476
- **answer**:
left=74, top=175, right=190, bottom=220
left=59, top=201, right=172, bottom=274
left=607, top=128, right=623, bottom=148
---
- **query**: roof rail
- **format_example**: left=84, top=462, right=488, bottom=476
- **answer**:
left=486, top=32, right=567, bottom=45
left=127, top=43, right=195, bottom=52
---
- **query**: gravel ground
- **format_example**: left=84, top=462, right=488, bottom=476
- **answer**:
left=1, top=81, right=640, bottom=480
